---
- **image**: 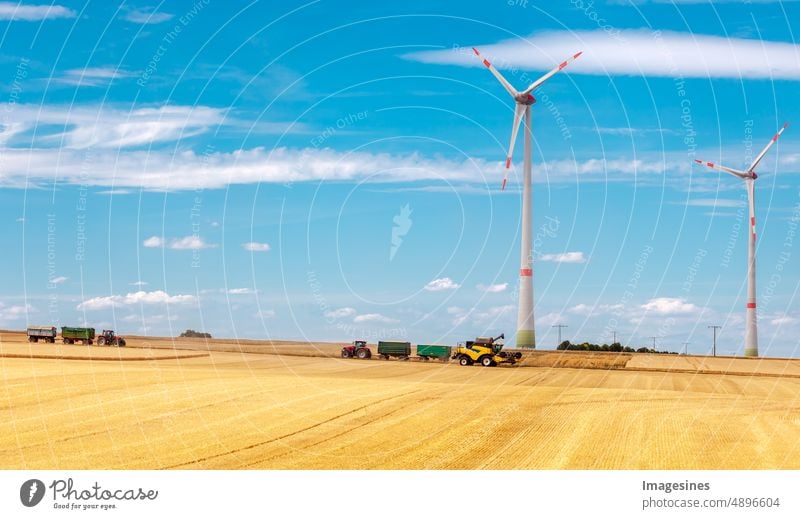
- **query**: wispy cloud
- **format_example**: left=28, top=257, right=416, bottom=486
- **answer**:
left=227, top=288, right=256, bottom=295
left=49, top=276, right=68, bottom=285
left=325, top=307, right=356, bottom=319
left=122, top=8, right=173, bottom=24
left=77, top=290, right=195, bottom=310
left=55, top=67, right=137, bottom=88
left=242, top=242, right=270, bottom=252
left=685, top=198, right=746, bottom=208
left=477, top=282, right=508, bottom=293
left=406, top=29, right=800, bottom=80
left=353, top=313, right=398, bottom=324
left=540, top=252, right=587, bottom=264
left=0, top=2, right=75, bottom=21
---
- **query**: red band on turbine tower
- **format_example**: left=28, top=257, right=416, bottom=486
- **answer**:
left=520, top=268, right=532, bottom=277
left=751, top=217, right=755, bottom=226
left=747, top=302, right=756, bottom=309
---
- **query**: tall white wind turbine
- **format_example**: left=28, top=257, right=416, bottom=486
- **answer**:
left=472, top=47, right=582, bottom=348
left=695, top=121, right=789, bottom=357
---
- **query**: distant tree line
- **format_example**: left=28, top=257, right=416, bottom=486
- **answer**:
left=179, top=329, right=212, bottom=338
left=556, top=341, right=677, bottom=354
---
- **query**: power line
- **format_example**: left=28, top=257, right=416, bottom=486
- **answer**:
left=552, top=324, right=568, bottom=348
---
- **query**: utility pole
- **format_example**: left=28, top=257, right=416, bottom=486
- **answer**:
left=553, top=324, right=568, bottom=348
left=611, top=330, right=617, bottom=344
left=682, top=341, right=690, bottom=355
left=648, top=336, right=661, bottom=351
left=708, top=325, right=721, bottom=357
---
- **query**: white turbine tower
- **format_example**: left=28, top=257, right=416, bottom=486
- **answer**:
left=695, top=121, right=789, bottom=357
left=472, top=47, right=582, bottom=349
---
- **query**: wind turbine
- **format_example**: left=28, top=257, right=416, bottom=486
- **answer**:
left=695, top=121, right=789, bottom=357
left=472, top=47, right=582, bottom=348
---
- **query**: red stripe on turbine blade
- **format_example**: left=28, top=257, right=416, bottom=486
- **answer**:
left=483, top=59, right=491, bottom=68
left=694, top=159, right=702, bottom=164
left=501, top=178, right=507, bottom=191
left=472, top=47, right=480, bottom=56
left=751, top=217, right=755, bottom=226
left=773, top=134, right=779, bottom=142
left=505, top=157, right=512, bottom=168
left=707, top=162, right=714, bottom=167
left=520, top=268, right=532, bottom=277
left=574, top=51, right=583, bottom=58
left=746, top=303, right=756, bottom=309
left=784, top=122, right=790, bottom=129
left=753, top=232, right=756, bottom=241
left=559, top=61, right=567, bottom=69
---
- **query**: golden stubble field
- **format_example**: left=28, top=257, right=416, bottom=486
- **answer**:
left=1, top=331, right=799, bottom=469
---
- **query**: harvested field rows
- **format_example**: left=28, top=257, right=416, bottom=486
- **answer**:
left=2, top=338, right=799, bottom=469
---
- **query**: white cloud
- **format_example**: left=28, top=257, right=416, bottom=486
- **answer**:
left=0, top=303, right=32, bottom=319
left=49, top=276, right=68, bottom=285
left=540, top=252, right=587, bottom=264
left=144, top=235, right=216, bottom=250
left=168, top=236, right=215, bottom=250
left=0, top=2, right=75, bottom=21
left=123, top=9, right=173, bottom=24
left=256, top=309, right=275, bottom=319
left=569, top=303, right=624, bottom=315
left=325, top=307, right=357, bottom=319
left=406, top=29, right=800, bottom=80
left=142, top=236, right=164, bottom=248
left=477, top=282, right=508, bottom=293
left=536, top=312, right=563, bottom=327
left=446, top=304, right=514, bottom=326
left=130, top=281, right=148, bottom=286
left=353, top=313, right=398, bottom=324
left=77, top=290, right=195, bottom=310
left=424, top=277, right=461, bottom=292
left=1, top=104, right=225, bottom=149
left=227, top=288, right=256, bottom=295
left=641, top=297, right=698, bottom=315
left=770, top=315, right=797, bottom=326
left=55, top=68, right=137, bottom=88
left=686, top=198, right=746, bottom=208
left=242, top=242, right=270, bottom=252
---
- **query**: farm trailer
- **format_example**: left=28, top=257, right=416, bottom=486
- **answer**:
left=61, top=327, right=96, bottom=345
left=377, top=341, right=411, bottom=360
left=416, top=344, right=451, bottom=361
left=26, top=326, right=57, bottom=343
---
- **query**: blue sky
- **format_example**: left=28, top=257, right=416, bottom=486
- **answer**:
left=1, top=0, right=799, bottom=356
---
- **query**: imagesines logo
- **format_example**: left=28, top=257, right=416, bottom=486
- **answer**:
left=20, top=479, right=45, bottom=507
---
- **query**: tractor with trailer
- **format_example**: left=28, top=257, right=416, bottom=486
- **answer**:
left=451, top=333, right=522, bottom=367
left=97, top=329, right=126, bottom=347
left=341, top=339, right=372, bottom=359
left=61, top=326, right=96, bottom=345
left=27, top=326, right=57, bottom=343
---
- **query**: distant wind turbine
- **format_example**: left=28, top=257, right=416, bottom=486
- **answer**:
left=695, top=121, right=789, bottom=357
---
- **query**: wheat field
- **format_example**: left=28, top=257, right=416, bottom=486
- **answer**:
left=1, top=331, right=799, bottom=469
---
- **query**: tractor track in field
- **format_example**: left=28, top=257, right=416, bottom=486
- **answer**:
left=238, top=397, right=432, bottom=468
left=162, top=389, right=424, bottom=469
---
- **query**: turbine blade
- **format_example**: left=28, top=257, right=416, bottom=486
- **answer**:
left=502, top=104, right=526, bottom=190
left=746, top=121, right=789, bottom=174
left=472, top=47, right=517, bottom=97
left=694, top=159, right=747, bottom=179
left=522, top=51, right=583, bottom=95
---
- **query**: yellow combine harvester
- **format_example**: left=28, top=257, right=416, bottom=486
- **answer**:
left=451, top=333, right=522, bottom=367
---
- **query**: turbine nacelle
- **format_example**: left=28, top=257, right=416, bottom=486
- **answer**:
left=515, top=93, right=536, bottom=105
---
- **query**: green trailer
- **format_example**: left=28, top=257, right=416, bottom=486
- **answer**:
left=61, top=326, right=96, bottom=345
left=416, top=344, right=451, bottom=361
left=377, top=341, right=411, bottom=360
